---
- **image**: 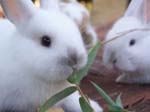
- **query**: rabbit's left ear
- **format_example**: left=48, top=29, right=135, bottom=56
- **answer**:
left=124, top=0, right=150, bottom=25
left=0, top=0, right=36, bottom=28
left=144, top=0, right=150, bottom=24
left=40, top=0, right=60, bottom=10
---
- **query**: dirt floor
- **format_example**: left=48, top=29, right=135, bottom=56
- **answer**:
left=81, top=22, right=150, bottom=112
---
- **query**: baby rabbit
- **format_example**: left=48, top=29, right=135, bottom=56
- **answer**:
left=103, top=0, right=150, bottom=84
left=60, top=0, right=97, bottom=50
left=0, top=0, right=102, bottom=112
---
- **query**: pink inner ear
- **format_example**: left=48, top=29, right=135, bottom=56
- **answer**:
left=9, top=2, right=22, bottom=22
left=1, top=0, right=35, bottom=27
left=3, top=0, right=22, bottom=21
left=145, top=0, right=150, bottom=23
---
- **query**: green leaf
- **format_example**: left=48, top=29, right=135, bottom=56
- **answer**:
left=108, top=105, right=124, bottom=112
left=116, top=94, right=123, bottom=109
left=91, top=82, right=116, bottom=106
left=79, top=97, right=94, bottom=112
left=39, top=86, right=77, bottom=112
left=68, top=42, right=101, bottom=84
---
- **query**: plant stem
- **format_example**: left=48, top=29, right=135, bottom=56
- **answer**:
left=75, top=84, right=94, bottom=111
left=101, top=28, right=150, bottom=45
left=76, top=84, right=90, bottom=104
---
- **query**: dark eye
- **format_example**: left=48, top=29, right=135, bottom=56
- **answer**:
left=129, top=39, right=136, bottom=46
left=41, top=35, right=51, bottom=47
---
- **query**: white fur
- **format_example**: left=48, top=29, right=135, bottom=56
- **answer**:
left=0, top=0, right=102, bottom=111
left=61, top=1, right=89, bottom=27
left=103, top=17, right=150, bottom=84
left=60, top=0, right=97, bottom=50
left=103, top=0, right=150, bottom=84
left=58, top=92, right=103, bottom=112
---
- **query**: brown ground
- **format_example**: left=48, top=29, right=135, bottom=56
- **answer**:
left=81, top=22, right=150, bottom=112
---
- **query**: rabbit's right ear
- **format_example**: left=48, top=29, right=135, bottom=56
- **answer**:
left=0, top=0, right=36, bottom=29
left=40, top=0, right=60, bottom=10
left=124, top=0, right=150, bottom=24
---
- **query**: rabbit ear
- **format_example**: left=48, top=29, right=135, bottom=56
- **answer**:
left=145, top=0, right=150, bottom=23
left=124, top=0, right=150, bottom=24
left=40, top=0, right=60, bottom=10
left=0, top=0, right=35, bottom=28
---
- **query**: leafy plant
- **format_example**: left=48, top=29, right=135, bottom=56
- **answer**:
left=39, top=42, right=130, bottom=112
left=39, top=42, right=100, bottom=112
left=92, top=82, right=129, bottom=112
left=39, top=86, right=77, bottom=112
left=67, top=42, right=101, bottom=84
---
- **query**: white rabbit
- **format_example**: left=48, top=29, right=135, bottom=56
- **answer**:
left=0, top=0, right=102, bottom=112
left=103, top=0, right=150, bottom=84
left=60, top=0, right=97, bottom=50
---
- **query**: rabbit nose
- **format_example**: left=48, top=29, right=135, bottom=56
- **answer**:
left=68, top=52, right=81, bottom=70
left=68, top=55, right=78, bottom=69
left=110, top=52, right=117, bottom=64
left=112, top=59, right=117, bottom=64
left=67, top=49, right=86, bottom=70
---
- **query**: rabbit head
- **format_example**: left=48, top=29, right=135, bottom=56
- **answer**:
left=60, top=1, right=89, bottom=28
left=1, top=0, right=87, bottom=81
left=103, top=0, right=150, bottom=73
left=60, top=0, right=97, bottom=50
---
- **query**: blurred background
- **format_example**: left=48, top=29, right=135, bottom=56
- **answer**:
left=91, top=0, right=128, bottom=26
left=0, top=0, right=130, bottom=27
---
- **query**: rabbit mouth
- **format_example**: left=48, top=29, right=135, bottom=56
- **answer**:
left=115, top=64, right=136, bottom=72
left=117, top=65, right=136, bottom=73
left=61, top=66, right=74, bottom=78
left=113, top=56, right=136, bottom=72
